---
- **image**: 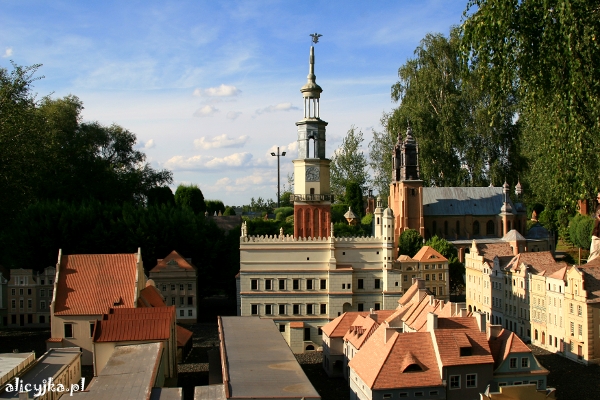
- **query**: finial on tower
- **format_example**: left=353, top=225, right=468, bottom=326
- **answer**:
left=310, top=33, right=323, bottom=44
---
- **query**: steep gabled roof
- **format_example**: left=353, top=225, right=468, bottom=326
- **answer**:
left=488, top=328, right=538, bottom=370
left=579, top=265, right=600, bottom=302
left=137, top=284, right=166, bottom=308
left=344, top=315, right=379, bottom=349
left=150, top=250, right=197, bottom=273
left=322, top=310, right=395, bottom=338
left=349, top=326, right=442, bottom=390
left=54, top=254, right=138, bottom=316
left=505, top=252, right=566, bottom=276
left=434, top=317, right=494, bottom=367
left=412, top=246, right=447, bottom=263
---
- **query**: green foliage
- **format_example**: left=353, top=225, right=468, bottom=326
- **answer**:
left=569, top=214, right=594, bottom=250
left=174, top=184, right=206, bottom=214
left=244, top=197, right=275, bottom=213
left=223, top=206, right=236, bottom=216
left=361, top=213, right=373, bottom=226
left=425, top=235, right=464, bottom=294
left=331, top=204, right=349, bottom=224
left=245, top=219, right=293, bottom=236
left=330, top=126, right=370, bottom=201
left=368, top=127, right=395, bottom=197
left=273, top=207, right=294, bottom=218
left=538, top=209, right=557, bottom=233
left=205, top=200, right=225, bottom=216
left=333, top=222, right=370, bottom=238
left=398, top=229, right=423, bottom=258
left=462, top=0, right=600, bottom=208
left=279, top=191, right=293, bottom=208
left=345, top=181, right=364, bottom=220
left=147, top=186, right=175, bottom=207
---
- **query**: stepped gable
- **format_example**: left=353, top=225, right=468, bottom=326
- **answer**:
left=434, top=317, right=493, bottom=367
left=151, top=250, right=196, bottom=272
left=349, top=326, right=442, bottom=390
left=54, top=253, right=138, bottom=316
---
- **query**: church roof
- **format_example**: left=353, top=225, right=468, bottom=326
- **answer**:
left=502, top=229, right=527, bottom=242
left=423, top=187, right=515, bottom=216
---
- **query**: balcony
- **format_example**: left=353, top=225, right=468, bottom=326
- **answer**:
left=293, top=194, right=334, bottom=202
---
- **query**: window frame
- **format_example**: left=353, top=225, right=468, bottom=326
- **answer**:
left=374, top=278, right=381, bottom=289
left=251, top=279, right=258, bottom=290
left=357, top=279, right=364, bottom=289
left=449, top=375, right=461, bottom=389
left=521, top=357, right=529, bottom=368
left=251, top=304, right=258, bottom=315
left=466, top=373, right=477, bottom=388
left=509, top=357, right=517, bottom=369
left=64, top=323, right=74, bottom=338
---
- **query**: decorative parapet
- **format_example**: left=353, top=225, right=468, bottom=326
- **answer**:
left=240, top=234, right=383, bottom=243
left=293, top=194, right=334, bottom=202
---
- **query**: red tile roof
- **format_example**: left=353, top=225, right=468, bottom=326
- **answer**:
left=434, top=317, right=494, bottom=367
left=94, top=306, right=175, bottom=343
left=506, top=252, right=566, bottom=276
left=289, top=322, right=304, bottom=328
left=177, top=325, right=193, bottom=347
left=344, top=315, right=378, bottom=349
left=46, top=338, right=63, bottom=343
left=150, top=250, right=196, bottom=273
left=54, top=254, right=139, bottom=316
left=322, top=310, right=395, bottom=338
left=350, top=326, right=443, bottom=390
left=489, top=328, right=535, bottom=369
left=137, top=285, right=166, bottom=308
left=412, top=246, right=447, bottom=262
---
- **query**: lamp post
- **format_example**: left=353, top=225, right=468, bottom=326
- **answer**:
left=271, top=147, right=286, bottom=208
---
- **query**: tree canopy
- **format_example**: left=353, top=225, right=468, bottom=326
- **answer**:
left=398, top=229, right=423, bottom=258
left=175, top=184, right=206, bottom=214
left=330, top=126, right=370, bottom=201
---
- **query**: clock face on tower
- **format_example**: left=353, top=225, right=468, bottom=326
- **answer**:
left=306, top=166, right=320, bottom=182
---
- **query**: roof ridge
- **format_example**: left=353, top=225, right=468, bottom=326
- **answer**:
left=372, top=330, right=398, bottom=387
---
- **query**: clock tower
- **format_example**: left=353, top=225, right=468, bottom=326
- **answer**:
left=293, top=39, right=331, bottom=238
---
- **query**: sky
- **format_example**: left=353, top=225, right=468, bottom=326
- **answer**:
left=1, top=0, right=468, bottom=206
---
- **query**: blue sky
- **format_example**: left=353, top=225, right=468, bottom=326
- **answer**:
left=1, top=0, right=467, bottom=206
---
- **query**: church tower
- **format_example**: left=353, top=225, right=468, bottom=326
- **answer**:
left=389, top=126, right=425, bottom=246
left=293, top=39, right=331, bottom=238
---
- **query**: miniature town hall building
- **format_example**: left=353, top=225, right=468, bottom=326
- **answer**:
left=237, top=42, right=450, bottom=353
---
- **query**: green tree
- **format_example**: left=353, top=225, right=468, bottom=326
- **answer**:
left=205, top=200, right=225, bottom=216
left=147, top=186, right=175, bottom=207
left=368, top=125, right=396, bottom=197
left=462, top=0, right=600, bottom=208
left=223, top=206, right=236, bottom=216
left=175, top=184, right=206, bottom=214
left=330, top=126, right=370, bottom=201
left=569, top=214, right=594, bottom=263
left=279, top=191, right=293, bottom=208
left=345, top=181, right=364, bottom=220
left=425, top=235, right=464, bottom=295
left=386, top=28, right=523, bottom=188
left=398, top=229, right=423, bottom=258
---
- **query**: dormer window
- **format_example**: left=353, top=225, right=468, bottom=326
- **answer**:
left=460, top=347, right=472, bottom=356
left=403, top=364, right=423, bottom=372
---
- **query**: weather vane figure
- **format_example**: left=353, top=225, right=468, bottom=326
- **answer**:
left=310, top=33, right=322, bottom=44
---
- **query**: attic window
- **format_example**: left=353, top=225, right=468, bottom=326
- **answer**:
left=460, top=347, right=473, bottom=356
left=113, top=297, right=123, bottom=306
left=403, top=364, right=423, bottom=372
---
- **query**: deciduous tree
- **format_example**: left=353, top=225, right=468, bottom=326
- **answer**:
left=330, top=126, right=370, bottom=201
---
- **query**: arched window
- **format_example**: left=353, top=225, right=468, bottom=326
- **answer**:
left=473, top=221, right=480, bottom=235
left=535, top=330, right=539, bottom=340
left=432, top=221, right=437, bottom=236
left=486, top=220, right=495, bottom=235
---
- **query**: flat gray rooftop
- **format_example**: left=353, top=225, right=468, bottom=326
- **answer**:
left=150, top=387, right=182, bottom=400
left=220, top=316, right=320, bottom=399
left=1, top=349, right=80, bottom=399
left=73, top=342, right=162, bottom=400
left=194, top=384, right=225, bottom=400
left=0, top=352, right=34, bottom=384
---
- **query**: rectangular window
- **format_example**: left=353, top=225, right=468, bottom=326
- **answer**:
left=49, top=279, right=52, bottom=284
left=180, top=297, right=184, bottom=305
left=171, top=284, right=175, bottom=291
left=251, top=304, right=258, bottom=315
left=265, top=304, right=272, bottom=315
left=578, top=324, right=583, bottom=336
left=188, top=283, right=193, bottom=291
left=40, top=301, right=46, bottom=309
left=293, top=304, right=300, bottom=315
left=578, top=305, right=582, bottom=316
left=11, top=288, right=15, bottom=295
left=180, top=309, right=184, bottom=317
left=509, top=357, right=517, bottom=368
left=293, top=279, right=299, bottom=290
left=307, top=304, right=313, bottom=314
left=404, top=275, right=407, bottom=281
left=188, top=296, right=193, bottom=305
left=179, top=284, right=184, bottom=291
left=342, top=283, right=346, bottom=289
left=357, top=303, right=364, bottom=311
left=11, top=299, right=15, bottom=309
left=279, top=324, right=285, bottom=332
left=318, top=327, right=322, bottom=335
left=19, top=289, right=23, bottom=295
left=19, top=299, right=23, bottom=309
left=399, top=394, right=408, bottom=398
left=306, top=279, right=313, bottom=290
left=27, top=289, right=31, bottom=295
left=27, top=299, right=32, bottom=309
left=90, top=322, right=95, bottom=337
left=304, top=327, right=311, bottom=341
left=374, top=303, right=381, bottom=310
left=320, top=304, right=326, bottom=314
left=521, top=357, right=529, bottom=368
left=279, top=279, right=286, bottom=290
left=449, top=375, right=460, bottom=389
left=279, top=304, right=286, bottom=315
left=320, top=279, right=326, bottom=289
left=64, top=323, right=73, bottom=338
left=40, top=289, right=45, bottom=297
left=265, top=279, right=272, bottom=290
left=251, top=279, right=258, bottom=290
left=570, top=303, right=573, bottom=314
left=432, top=274, right=436, bottom=281
left=171, top=297, right=175, bottom=305
left=188, top=310, right=193, bottom=316
left=429, top=391, right=439, bottom=396
left=41, top=279, right=45, bottom=285
left=432, top=287, right=437, bottom=295
left=162, top=285, right=166, bottom=291
left=570, top=322, right=575, bottom=336
left=374, top=279, right=381, bottom=289
left=466, top=374, right=477, bottom=388
left=426, top=274, right=430, bottom=281
left=358, top=279, right=364, bottom=289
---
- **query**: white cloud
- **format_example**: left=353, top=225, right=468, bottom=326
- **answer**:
left=255, top=102, right=298, bottom=115
left=266, top=141, right=297, bottom=157
left=144, top=139, right=155, bottom=149
left=2, top=47, right=13, bottom=58
left=193, top=84, right=241, bottom=97
left=193, top=105, right=219, bottom=117
left=226, top=111, right=242, bottom=120
left=164, top=152, right=253, bottom=171
left=193, top=134, right=249, bottom=150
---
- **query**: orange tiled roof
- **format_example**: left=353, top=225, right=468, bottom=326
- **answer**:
left=94, top=319, right=171, bottom=342
left=412, top=246, right=447, bottom=262
left=344, top=315, right=378, bottom=350
left=177, top=325, right=193, bottom=347
left=289, top=322, right=304, bottom=328
left=507, top=252, right=566, bottom=276
left=46, top=338, right=63, bottom=343
left=137, top=285, right=166, bottom=308
left=434, top=317, right=494, bottom=367
left=150, top=250, right=196, bottom=273
left=398, top=281, right=421, bottom=306
left=350, top=326, right=443, bottom=390
left=488, top=328, right=532, bottom=369
left=107, top=306, right=175, bottom=319
left=322, top=312, right=370, bottom=337
left=54, top=254, right=138, bottom=316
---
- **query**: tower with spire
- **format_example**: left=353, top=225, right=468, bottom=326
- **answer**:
left=389, top=125, right=425, bottom=245
left=293, top=37, right=331, bottom=238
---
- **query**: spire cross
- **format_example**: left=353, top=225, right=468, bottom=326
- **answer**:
left=310, top=33, right=322, bottom=44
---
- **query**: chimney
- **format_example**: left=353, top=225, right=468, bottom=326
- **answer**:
left=459, top=308, right=468, bottom=317
left=426, top=312, right=438, bottom=332
left=416, top=278, right=426, bottom=289
left=369, top=308, right=377, bottom=322
left=384, top=328, right=396, bottom=344
left=487, top=324, right=502, bottom=339
left=474, top=311, right=486, bottom=333
left=429, top=295, right=435, bottom=306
